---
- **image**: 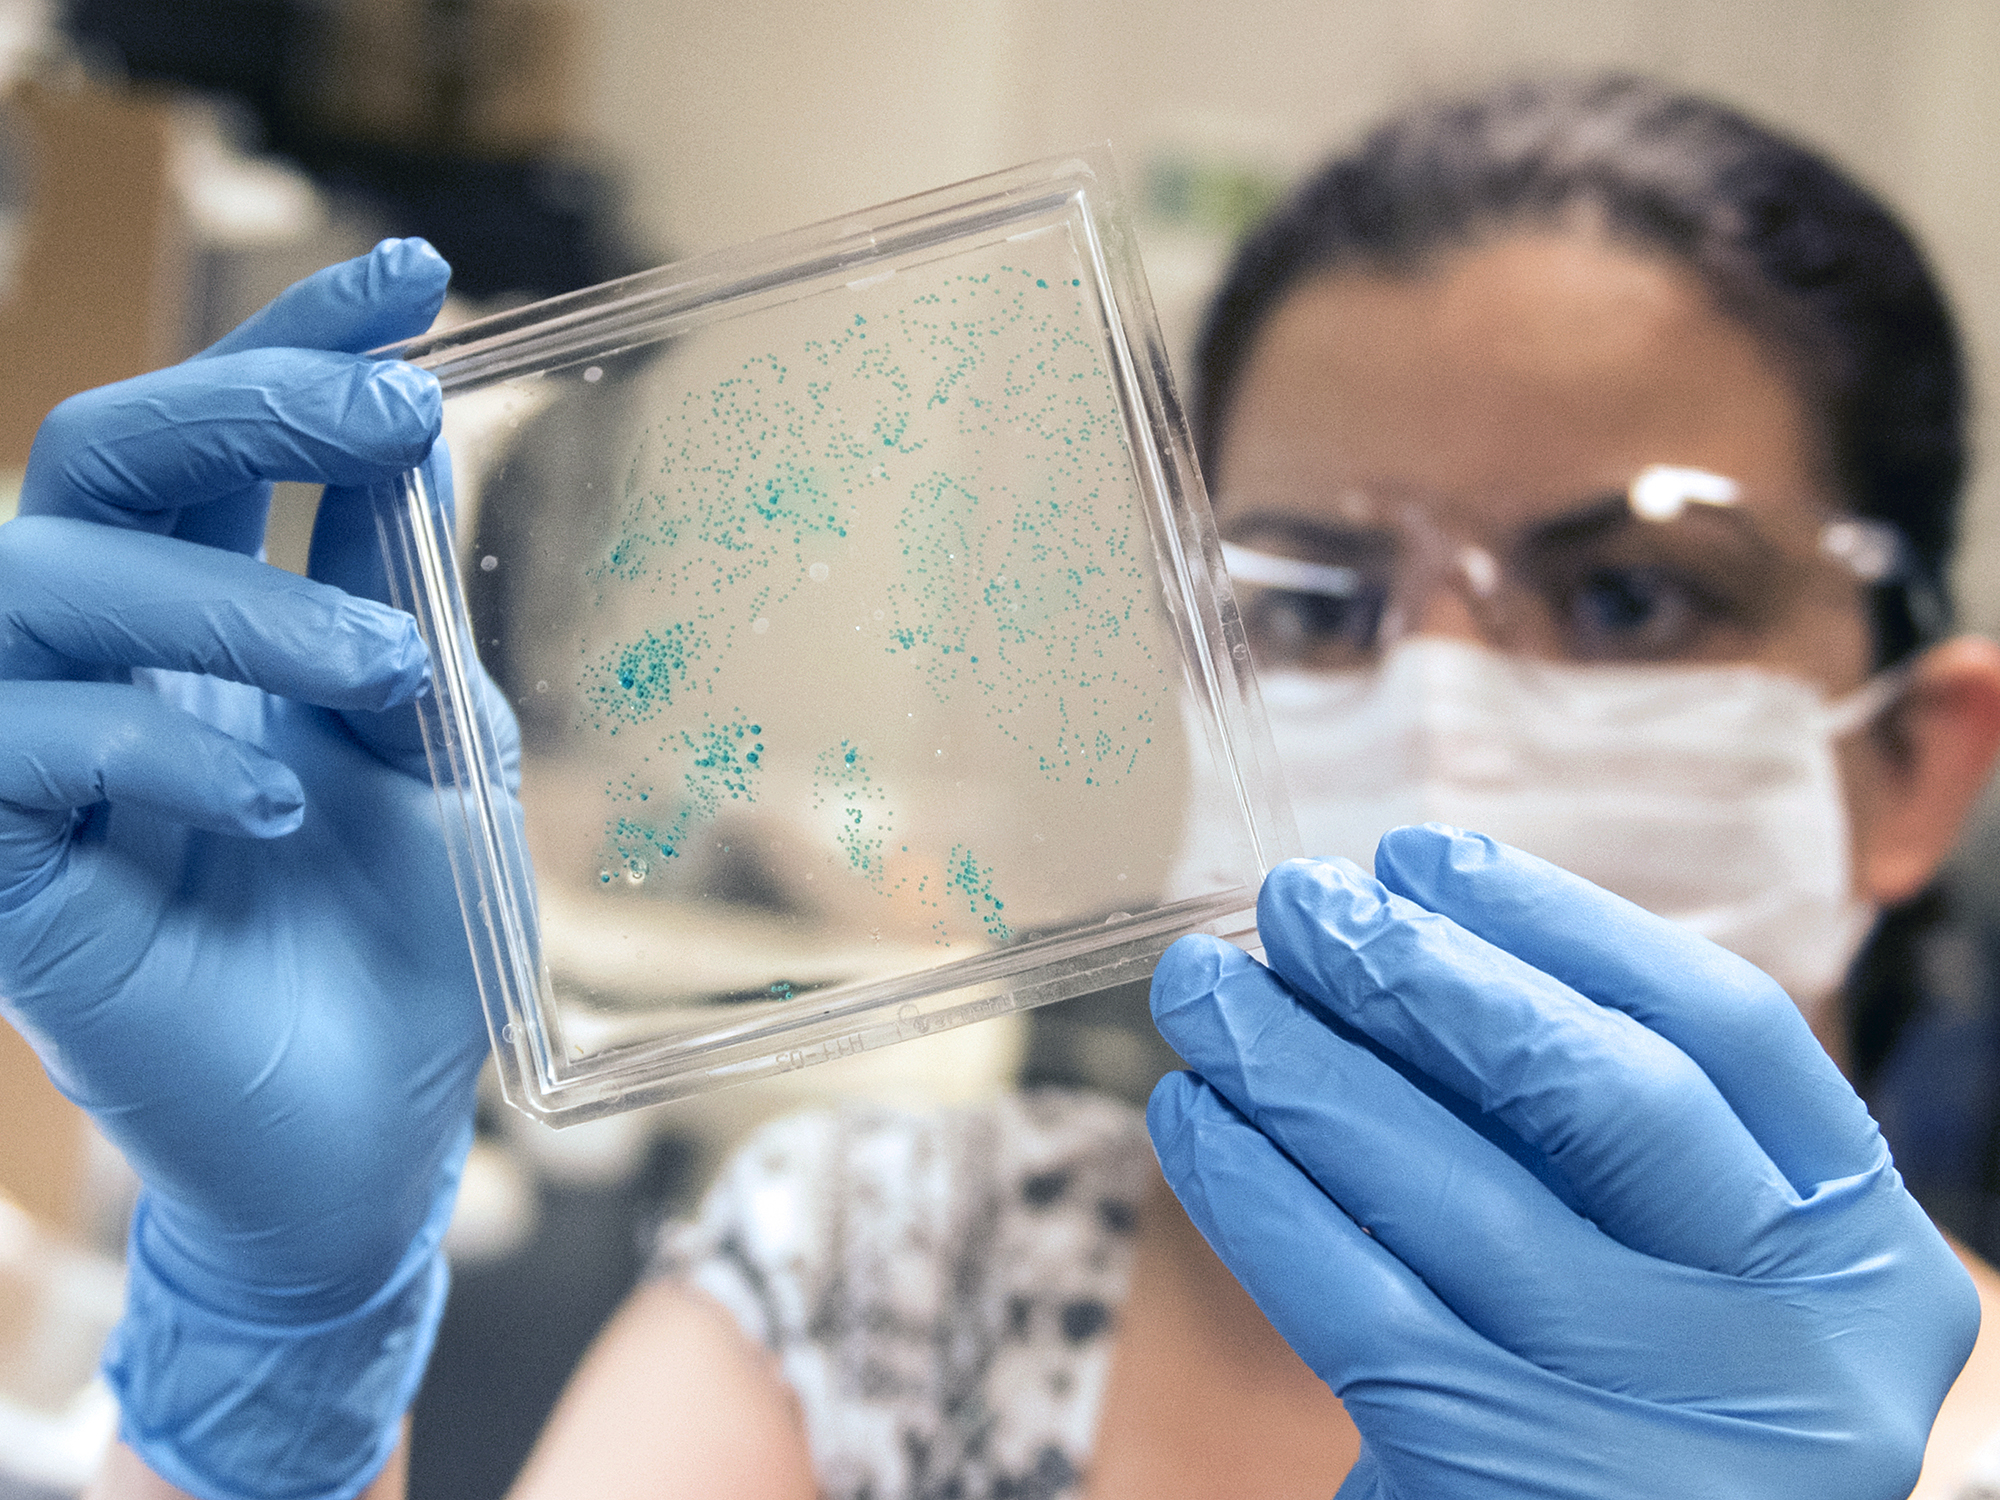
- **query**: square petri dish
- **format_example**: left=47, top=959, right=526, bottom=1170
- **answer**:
left=374, top=148, right=1297, bottom=1123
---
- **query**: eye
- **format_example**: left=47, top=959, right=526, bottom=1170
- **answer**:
left=1240, top=584, right=1388, bottom=669
left=1221, top=531, right=1402, bottom=669
left=1558, top=565, right=1711, bottom=660
left=1522, top=503, right=1780, bottom=664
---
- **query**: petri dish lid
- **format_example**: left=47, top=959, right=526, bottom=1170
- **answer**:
left=374, top=147, right=1297, bottom=1123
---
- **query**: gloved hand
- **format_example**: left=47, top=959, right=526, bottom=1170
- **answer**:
left=1148, top=825, right=1978, bottom=1500
left=0, top=240, right=519, bottom=1500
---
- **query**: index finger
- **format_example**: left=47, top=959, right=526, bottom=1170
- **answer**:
left=1372, top=824, right=1883, bottom=1194
left=19, top=351, right=438, bottom=533
left=197, top=238, right=451, bottom=359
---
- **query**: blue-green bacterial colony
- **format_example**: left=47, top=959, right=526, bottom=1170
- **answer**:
left=570, top=244, right=1173, bottom=956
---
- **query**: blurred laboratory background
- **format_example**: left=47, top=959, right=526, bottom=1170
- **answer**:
left=3, top=1, right=1999, bottom=1496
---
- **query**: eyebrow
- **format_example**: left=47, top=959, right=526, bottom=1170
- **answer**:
left=1220, top=491, right=1641, bottom=555
left=1514, top=492, right=1641, bottom=550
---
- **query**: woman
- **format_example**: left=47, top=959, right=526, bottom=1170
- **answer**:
left=497, top=75, right=2000, bottom=1499
left=6, top=76, right=1997, bottom=1500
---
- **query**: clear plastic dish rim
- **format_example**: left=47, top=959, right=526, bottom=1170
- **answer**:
left=369, top=145, right=1300, bottom=1124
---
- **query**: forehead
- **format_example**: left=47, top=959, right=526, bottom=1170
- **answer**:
left=1213, top=233, right=1827, bottom=528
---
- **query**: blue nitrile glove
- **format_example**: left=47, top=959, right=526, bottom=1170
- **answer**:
left=0, top=239, right=519, bottom=1500
left=1148, top=825, right=1978, bottom=1500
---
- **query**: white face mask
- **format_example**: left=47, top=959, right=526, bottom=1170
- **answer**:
left=1227, top=638, right=1895, bottom=1016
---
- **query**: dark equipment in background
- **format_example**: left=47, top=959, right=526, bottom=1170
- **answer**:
left=64, top=0, right=635, bottom=300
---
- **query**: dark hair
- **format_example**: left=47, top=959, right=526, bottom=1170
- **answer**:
left=1193, top=74, right=1965, bottom=662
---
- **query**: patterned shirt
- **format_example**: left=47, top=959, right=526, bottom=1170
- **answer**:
left=652, top=1091, right=1152, bottom=1500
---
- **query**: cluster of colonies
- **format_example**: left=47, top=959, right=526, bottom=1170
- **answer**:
left=808, top=739, right=1014, bottom=944
left=583, top=622, right=704, bottom=729
left=812, top=738, right=893, bottom=886
left=601, top=716, right=764, bottom=879
left=576, top=250, right=1168, bottom=945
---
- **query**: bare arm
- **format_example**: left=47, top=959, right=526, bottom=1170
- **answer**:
left=508, top=1279, right=816, bottom=1500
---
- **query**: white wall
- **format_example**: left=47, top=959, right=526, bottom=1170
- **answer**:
left=561, top=0, right=2000, bottom=633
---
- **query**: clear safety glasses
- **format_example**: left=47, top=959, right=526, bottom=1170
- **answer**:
left=1219, top=465, right=1924, bottom=672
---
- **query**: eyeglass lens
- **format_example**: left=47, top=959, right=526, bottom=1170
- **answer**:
left=1225, top=488, right=1868, bottom=670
